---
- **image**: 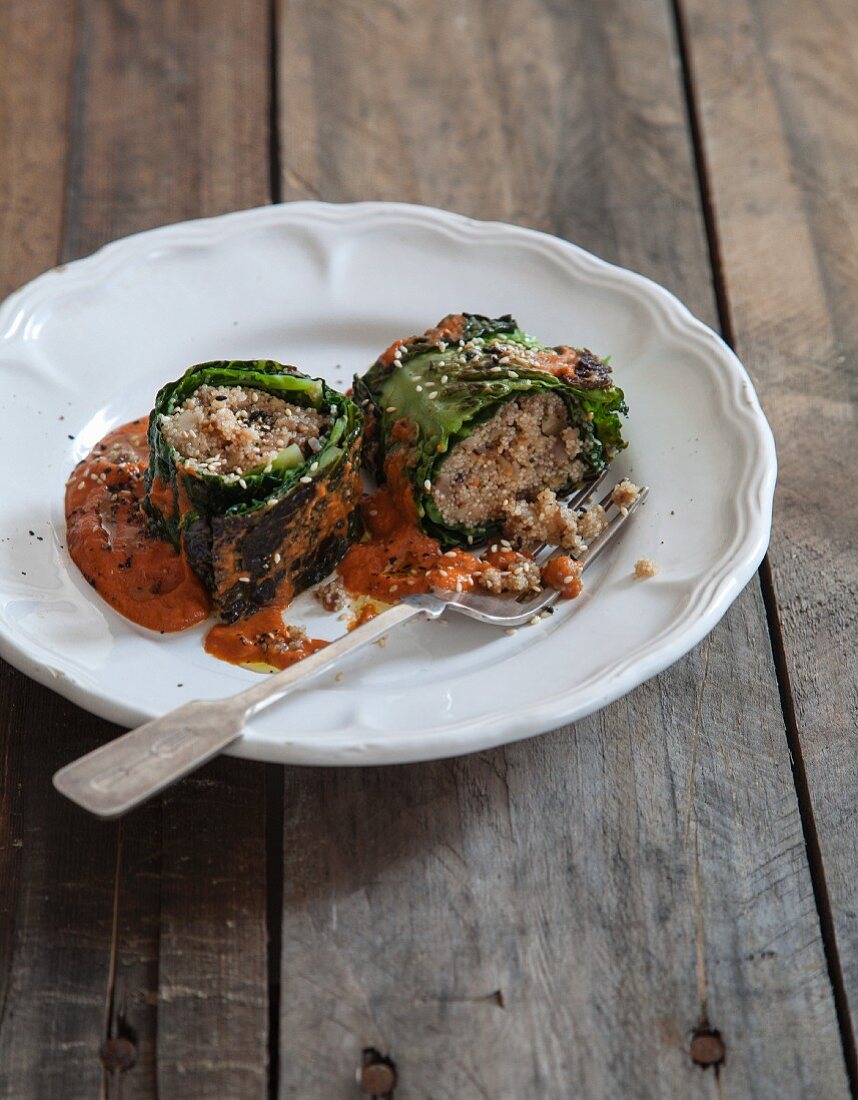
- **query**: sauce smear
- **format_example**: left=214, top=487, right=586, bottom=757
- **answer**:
left=338, top=448, right=543, bottom=604
left=205, top=604, right=327, bottom=670
left=65, top=420, right=211, bottom=632
left=338, top=445, right=484, bottom=602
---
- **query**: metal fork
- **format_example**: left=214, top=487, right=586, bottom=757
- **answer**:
left=53, top=477, right=649, bottom=817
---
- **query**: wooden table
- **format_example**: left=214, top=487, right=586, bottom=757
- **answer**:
left=0, top=1, right=854, bottom=1096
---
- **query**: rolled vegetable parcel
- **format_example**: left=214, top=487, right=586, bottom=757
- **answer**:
left=145, top=360, right=363, bottom=622
left=354, top=313, right=628, bottom=548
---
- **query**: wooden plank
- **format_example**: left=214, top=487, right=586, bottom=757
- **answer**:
left=0, top=4, right=122, bottom=1097
left=59, top=1, right=272, bottom=1097
left=680, top=0, right=858, bottom=1046
left=274, top=0, right=848, bottom=1096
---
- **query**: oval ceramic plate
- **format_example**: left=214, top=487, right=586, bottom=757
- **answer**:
left=0, top=202, right=775, bottom=765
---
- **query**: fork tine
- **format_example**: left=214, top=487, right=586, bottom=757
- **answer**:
left=456, top=482, right=650, bottom=624
left=577, top=485, right=650, bottom=570
left=565, top=467, right=609, bottom=511
left=526, top=469, right=610, bottom=562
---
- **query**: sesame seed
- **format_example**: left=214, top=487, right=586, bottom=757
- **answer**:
left=77, top=480, right=85, bottom=490
left=428, top=391, right=439, bottom=400
left=273, top=552, right=281, bottom=563
left=444, top=550, right=457, bottom=557
left=300, top=475, right=312, bottom=483
left=390, top=585, right=398, bottom=593
left=238, top=576, right=251, bottom=583
left=424, top=479, right=432, bottom=491
left=508, top=370, right=519, bottom=379
left=415, top=385, right=423, bottom=392
left=310, top=461, right=319, bottom=471
left=505, top=628, right=517, bottom=636
left=529, top=616, right=540, bottom=626
left=239, top=478, right=247, bottom=489
left=499, top=356, right=510, bottom=364
left=467, top=535, right=474, bottom=545
left=440, top=375, right=448, bottom=384
left=329, top=405, right=337, bottom=416
left=386, top=406, right=397, bottom=413
left=563, top=575, right=575, bottom=584
left=438, top=341, right=447, bottom=350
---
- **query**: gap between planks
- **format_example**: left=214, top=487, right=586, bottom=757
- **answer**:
left=669, top=0, right=858, bottom=1092
left=266, top=4, right=285, bottom=1098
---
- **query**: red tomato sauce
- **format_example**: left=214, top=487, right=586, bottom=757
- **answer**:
left=65, top=419, right=211, bottom=632
left=541, top=555, right=583, bottom=599
left=337, top=446, right=538, bottom=604
left=65, top=419, right=328, bottom=670
left=204, top=604, right=328, bottom=670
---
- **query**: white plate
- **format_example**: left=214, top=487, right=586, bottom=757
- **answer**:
left=0, top=202, right=776, bottom=765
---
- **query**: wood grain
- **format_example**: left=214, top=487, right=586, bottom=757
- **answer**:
left=275, top=0, right=848, bottom=1096
left=680, top=0, right=858, bottom=1039
left=0, top=4, right=118, bottom=1096
left=0, top=1, right=271, bottom=1097
left=64, top=2, right=273, bottom=1096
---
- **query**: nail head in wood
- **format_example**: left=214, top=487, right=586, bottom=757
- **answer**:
left=689, top=1029, right=725, bottom=1067
left=359, top=1049, right=397, bottom=1095
left=100, top=1036, right=137, bottom=1072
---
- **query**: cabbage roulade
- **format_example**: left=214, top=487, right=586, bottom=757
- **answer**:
left=354, top=314, right=627, bottom=548
left=145, top=360, right=363, bottom=621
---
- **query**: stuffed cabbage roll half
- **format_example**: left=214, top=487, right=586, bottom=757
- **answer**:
left=354, top=313, right=628, bottom=548
left=145, top=359, right=363, bottom=621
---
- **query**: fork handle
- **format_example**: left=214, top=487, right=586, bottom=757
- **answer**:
left=53, top=598, right=437, bottom=818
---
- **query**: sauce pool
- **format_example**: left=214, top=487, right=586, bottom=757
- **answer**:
left=66, top=416, right=578, bottom=670
left=65, top=419, right=211, bottom=632
left=65, top=420, right=328, bottom=669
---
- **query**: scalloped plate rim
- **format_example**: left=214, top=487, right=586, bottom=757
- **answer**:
left=0, top=201, right=777, bottom=766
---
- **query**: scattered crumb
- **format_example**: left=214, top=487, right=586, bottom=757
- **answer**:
left=634, top=557, right=659, bottom=579
left=501, top=488, right=586, bottom=553
left=477, top=554, right=541, bottom=595
left=335, top=672, right=345, bottom=682
left=314, top=576, right=346, bottom=612
left=611, top=478, right=641, bottom=514
left=577, top=504, right=608, bottom=541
